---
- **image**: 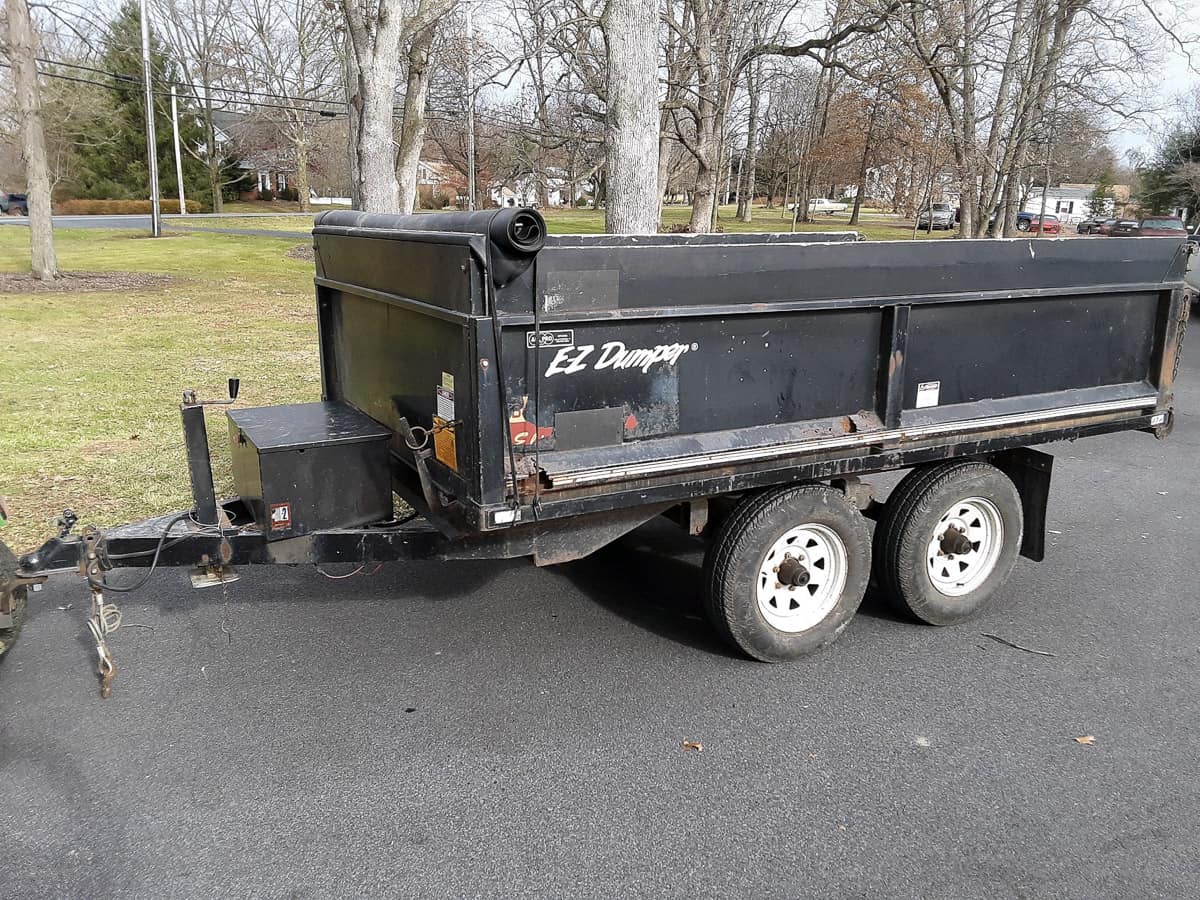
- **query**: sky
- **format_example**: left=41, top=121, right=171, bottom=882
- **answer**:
left=1110, top=0, right=1200, bottom=162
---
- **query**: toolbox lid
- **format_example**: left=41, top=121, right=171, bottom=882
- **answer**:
left=227, top=402, right=391, bottom=453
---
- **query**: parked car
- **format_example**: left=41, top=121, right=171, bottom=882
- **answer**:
left=1135, top=216, right=1187, bottom=236
left=1110, top=219, right=1141, bottom=236
left=0, top=191, right=27, bottom=215
left=1096, top=218, right=1120, bottom=235
left=1076, top=216, right=1107, bottom=234
left=807, top=197, right=848, bottom=215
left=1026, top=214, right=1060, bottom=235
left=917, top=202, right=956, bottom=230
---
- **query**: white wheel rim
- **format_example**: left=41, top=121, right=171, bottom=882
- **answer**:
left=756, top=523, right=848, bottom=633
left=925, top=497, right=1004, bottom=597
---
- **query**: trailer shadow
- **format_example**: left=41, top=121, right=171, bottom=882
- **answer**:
left=559, top=517, right=912, bottom=657
left=557, top=519, right=739, bottom=660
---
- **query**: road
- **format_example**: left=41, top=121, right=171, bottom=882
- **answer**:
left=0, top=213, right=311, bottom=238
left=2, top=343, right=1198, bottom=898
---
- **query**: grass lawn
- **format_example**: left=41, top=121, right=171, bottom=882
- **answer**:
left=0, top=207, right=949, bottom=551
left=171, top=204, right=955, bottom=241
left=0, top=228, right=319, bottom=550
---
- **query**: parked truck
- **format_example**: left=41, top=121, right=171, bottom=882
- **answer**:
left=2, top=209, right=1191, bottom=693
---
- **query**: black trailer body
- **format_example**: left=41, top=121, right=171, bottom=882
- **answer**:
left=8, top=209, right=1191, bottom=677
left=310, top=211, right=1188, bottom=535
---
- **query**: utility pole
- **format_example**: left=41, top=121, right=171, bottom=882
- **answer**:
left=139, top=0, right=162, bottom=236
left=171, top=85, right=186, bottom=215
left=465, top=0, right=476, bottom=210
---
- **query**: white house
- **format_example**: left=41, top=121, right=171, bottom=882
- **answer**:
left=490, top=168, right=591, bottom=208
left=1021, top=185, right=1098, bottom=224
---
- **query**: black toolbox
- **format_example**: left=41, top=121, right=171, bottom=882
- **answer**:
left=227, top=402, right=392, bottom=539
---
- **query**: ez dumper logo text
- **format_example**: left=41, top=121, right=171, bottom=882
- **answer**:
left=543, top=340, right=697, bottom=377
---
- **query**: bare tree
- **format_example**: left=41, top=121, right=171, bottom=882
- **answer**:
left=235, top=0, right=340, bottom=212
left=6, top=0, right=57, bottom=278
left=340, top=0, right=457, bottom=213
left=602, top=0, right=660, bottom=232
left=154, top=0, right=236, bottom=211
left=395, top=20, right=438, bottom=213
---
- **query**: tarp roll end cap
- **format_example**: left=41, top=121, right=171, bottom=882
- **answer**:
left=313, top=206, right=547, bottom=287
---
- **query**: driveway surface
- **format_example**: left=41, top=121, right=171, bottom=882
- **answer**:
left=0, top=213, right=310, bottom=238
left=2, top=337, right=1197, bottom=899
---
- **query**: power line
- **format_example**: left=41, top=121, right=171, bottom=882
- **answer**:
left=39, top=57, right=346, bottom=108
left=9, top=59, right=550, bottom=130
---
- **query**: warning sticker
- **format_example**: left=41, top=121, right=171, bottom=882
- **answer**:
left=436, top=386, right=455, bottom=421
left=269, top=502, right=292, bottom=531
left=915, top=381, right=941, bottom=409
left=433, top=416, right=457, bottom=471
left=441, top=371, right=455, bottom=392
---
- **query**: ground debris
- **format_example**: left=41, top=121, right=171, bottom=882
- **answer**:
left=0, top=271, right=178, bottom=293
left=681, top=740, right=704, bottom=753
left=1074, top=735, right=1096, bottom=746
left=982, top=633, right=1057, bottom=657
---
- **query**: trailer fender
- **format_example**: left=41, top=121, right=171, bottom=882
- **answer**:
left=989, top=448, right=1054, bottom=562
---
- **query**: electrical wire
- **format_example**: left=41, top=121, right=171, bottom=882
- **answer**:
left=87, top=513, right=191, bottom=593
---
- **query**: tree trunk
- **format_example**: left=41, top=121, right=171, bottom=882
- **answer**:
left=656, top=121, right=672, bottom=221
left=355, top=68, right=401, bottom=212
left=690, top=151, right=718, bottom=231
left=602, top=0, right=660, bottom=234
left=6, top=0, right=56, bottom=279
left=396, top=25, right=435, bottom=215
left=849, top=94, right=880, bottom=227
left=294, top=129, right=311, bottom=213
left=344, top=47, right=363, bottom=210
left=738, top=62, right=761, bottom=223
left=341, top=0, right=405, bottom=214
left=204, top=96, right=222, bottom=213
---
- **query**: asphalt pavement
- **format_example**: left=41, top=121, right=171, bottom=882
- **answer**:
left=2, top=336, right=1198, bottom=898
left=0, top=213, right=311, bottom=238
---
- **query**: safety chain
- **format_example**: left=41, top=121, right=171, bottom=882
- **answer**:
left=1173, top=302, right=1189, bottom=385
left=87, top=582, right=120, bottom=699
left=81, top=527, right=118, bottom=698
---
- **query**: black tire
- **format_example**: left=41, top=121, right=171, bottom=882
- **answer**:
left=704, top=484, right=872, bottom=662
left=873, top=461, right=1023, bottom=626
left=0, top=539, right=28, bottom=660
left=1016, top=220, right=1030, bottom=232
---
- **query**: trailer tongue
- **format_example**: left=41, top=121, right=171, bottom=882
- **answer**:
left=5, top=208, right=1190, bottom=691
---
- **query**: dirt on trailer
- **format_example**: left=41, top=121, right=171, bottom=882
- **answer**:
left=0, top=271, right=179, bottom=293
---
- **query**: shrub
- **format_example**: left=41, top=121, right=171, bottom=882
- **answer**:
left=258, top=187, right=275, bottom=201
left=54, top=198, right=203, bottom=215
left=278, top=187, right=299, bottom=202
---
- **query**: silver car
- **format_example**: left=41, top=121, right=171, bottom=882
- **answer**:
left=917, top=203, right=956, bottom=230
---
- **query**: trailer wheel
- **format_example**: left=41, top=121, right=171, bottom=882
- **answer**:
left=0, top=539, right=27, bottom=660
left=874, top=462, right=1023, bottom=626
left=704, top=485, right=871, bottom=662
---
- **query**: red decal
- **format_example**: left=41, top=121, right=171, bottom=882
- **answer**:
left=624, top=414, right=638, bottom=432
left=509, top=396, right=554, bottom=446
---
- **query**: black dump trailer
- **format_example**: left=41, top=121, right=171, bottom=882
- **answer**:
left=5, top=208, right=1191, bottom=690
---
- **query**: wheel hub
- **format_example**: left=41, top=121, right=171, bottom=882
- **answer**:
left=777, top=556, right=811, bottom=587
left=757, top=523, right=848, bottom=633
left=938, top=524, right=974, bottom=557
left=926, top=498, right=1004, bottom=597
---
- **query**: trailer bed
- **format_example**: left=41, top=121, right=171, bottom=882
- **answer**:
left=311, top=212, right=1189, bottom=533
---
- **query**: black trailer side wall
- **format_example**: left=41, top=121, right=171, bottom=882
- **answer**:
left=311, top=215, right=1187, bottom=530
